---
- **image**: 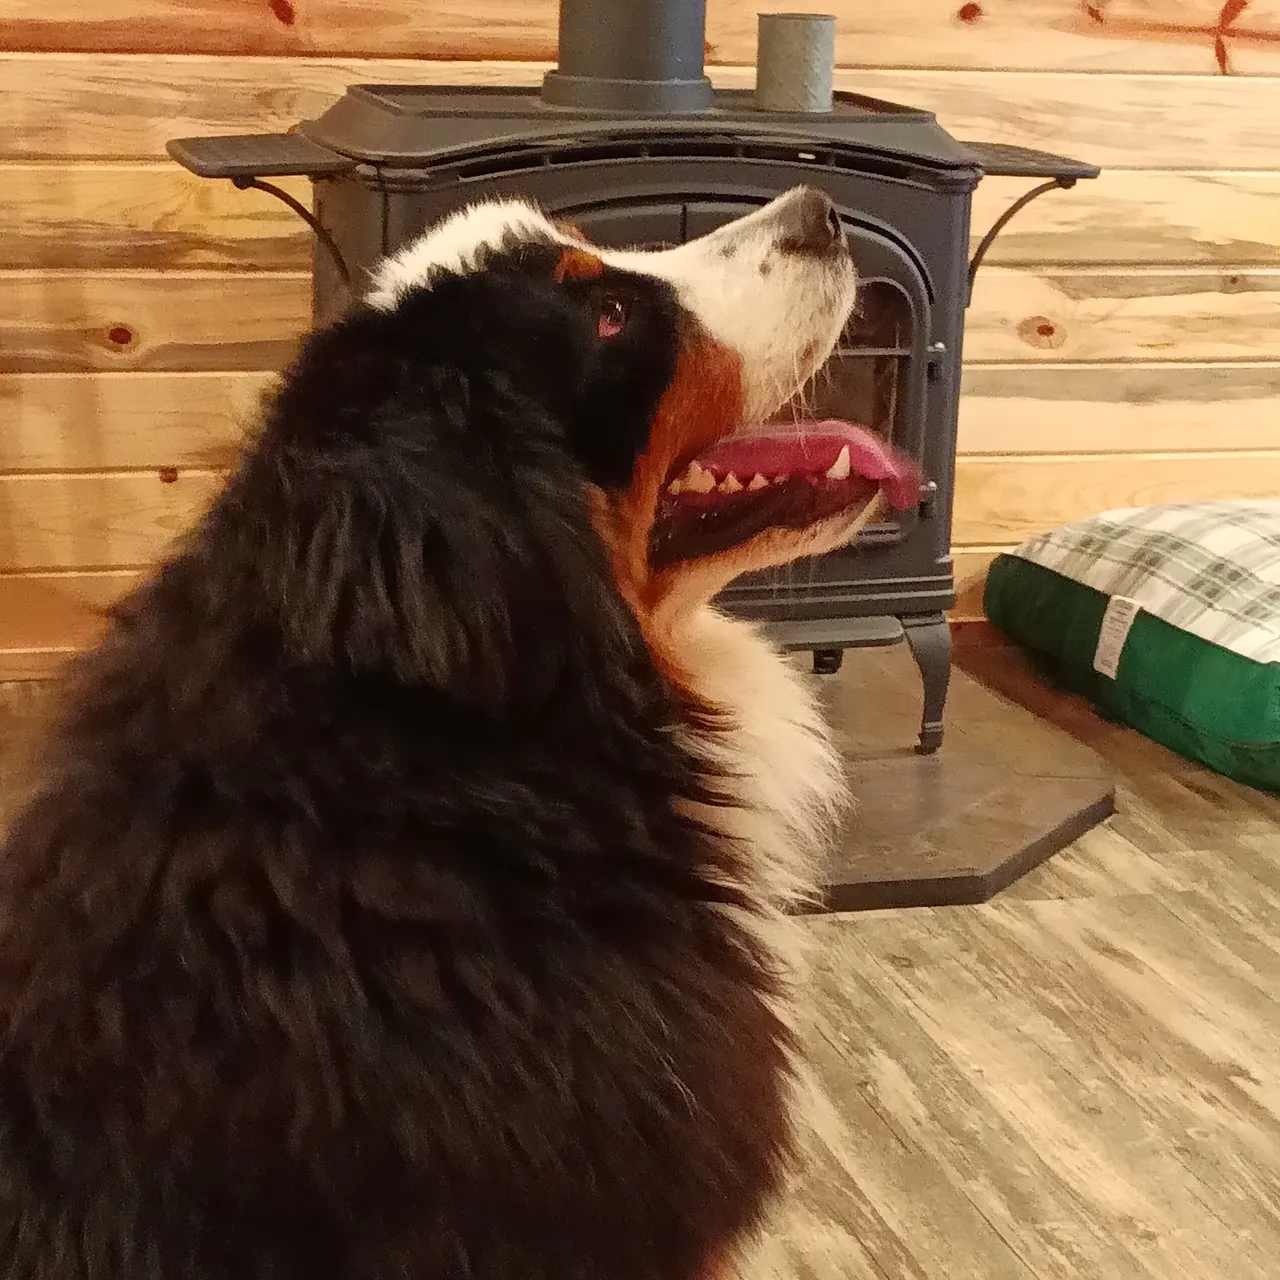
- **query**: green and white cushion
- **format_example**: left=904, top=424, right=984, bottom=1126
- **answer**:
left=983, top=501, right=1280, bottom=793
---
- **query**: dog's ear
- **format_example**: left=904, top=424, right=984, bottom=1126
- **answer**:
left=249, top=395, right=642, bottom=715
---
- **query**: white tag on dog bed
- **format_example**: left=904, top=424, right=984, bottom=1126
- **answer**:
left=1094, top=595, right=1141, bottom=679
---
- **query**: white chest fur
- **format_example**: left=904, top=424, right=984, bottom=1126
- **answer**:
left=672, top=605, right=847, bottom=918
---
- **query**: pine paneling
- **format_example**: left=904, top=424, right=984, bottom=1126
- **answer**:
left=0, top=272, right=306, bottom=374
left=958, top=364, right=1280, bottom=455
left=4, top=454, right=1276, bottom=570
left=952, top=452, right=1280, bottom=545
left=0, top=164, right=310, bottom=272
left=4, top=0, right=1279, bottom=75
left=0, top=372, right=267, bottom=471
left=0, top=470, right=223, bottom=571
left=2, top=4, right=1277, bottom=667
left=2, top=58, right=1277, bottom=171
left=7, top=364, right=1274, bottom=475
left=0, top=571, right=132, bottom=680
left=966, top=268, right=1280, bottom=364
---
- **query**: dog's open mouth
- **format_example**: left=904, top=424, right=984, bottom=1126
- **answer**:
left=650, top=419, right=923, bottom=568
left=649, top=420, right=921, bottom=568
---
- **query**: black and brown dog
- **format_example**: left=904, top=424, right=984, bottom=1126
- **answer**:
left=0, top=188, right=916, bottom=1279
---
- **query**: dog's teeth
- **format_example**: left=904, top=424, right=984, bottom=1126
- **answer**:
left=748, top=473, right=768, bottom=491
left=772, top=474, right=790, bottom=485
left=825, top=445, right=852, bottom=481
left=686, top=461, right=716, bottom=494
left=668, top=476, right=685, bottom=495
left=719, top=473, right=743, bottom=494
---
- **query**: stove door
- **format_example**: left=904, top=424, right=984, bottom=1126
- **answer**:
left=353, top=155, right=960, bottom=625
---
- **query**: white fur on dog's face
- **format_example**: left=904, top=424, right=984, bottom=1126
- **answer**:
left=367, top=192, right=857, bottom=431
left=602, top=201, right=857, bottom=427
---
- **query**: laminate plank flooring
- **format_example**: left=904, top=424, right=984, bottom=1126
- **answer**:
left=1, top=645, right=1277, bottom=1279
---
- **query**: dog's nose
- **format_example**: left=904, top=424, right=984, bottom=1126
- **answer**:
left=778, top=187, right=845, bottom=254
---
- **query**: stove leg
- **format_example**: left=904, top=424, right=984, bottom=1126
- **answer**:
left=812, top=648, right=844, bottom=675
left=901, top=612, right=951, bottom=755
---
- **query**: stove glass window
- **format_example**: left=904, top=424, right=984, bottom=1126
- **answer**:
left=792, top=280, right=911, bottom=450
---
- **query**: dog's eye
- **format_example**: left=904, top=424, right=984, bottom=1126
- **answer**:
left=597, top=297, right=629, bottom=340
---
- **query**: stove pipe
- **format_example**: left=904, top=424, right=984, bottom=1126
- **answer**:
left=541, top=0, right=714, bottom=113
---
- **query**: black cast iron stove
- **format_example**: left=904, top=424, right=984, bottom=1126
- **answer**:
left=170, top=1, right=1098, bottom=754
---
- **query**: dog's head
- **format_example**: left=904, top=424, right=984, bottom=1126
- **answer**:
left=365, top=190, right=919, bottom=627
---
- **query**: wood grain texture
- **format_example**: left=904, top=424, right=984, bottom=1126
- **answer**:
left=762, top=639, right=1280, bottom=1280
left=803, top=894, right=1280, bottom=1276
left=11, top=165, right=1280, bottom=273
left=0, top=56, right=546, bottom=161
left=2, top=21, right=1275, bottom=652
left=967, top=267, right=1280, bottom=363
left=0, top=164, right=310, bottom=272
left=0, top=571, right=131, bottom=680
left=0, top=471, right=224, bottom=571
left=0, top=273, right=306, bottom=374
left=951, top=451, right=1280, bottom=545
left=0, top=0, right=558, bottom=60
left=958, top=363, right=1280, bottom=454
left=5, top=0, right=1280, bottom=75
left=706, top=0, right=1280, bottom=76
left=844, top=69, right=1280, bottom=172
left=9, top=267, right=1277, bottom=374
left=799, top=940, right=1153, bottom=1279
left=0, top=372, right=267, bottom=472
left=3, top=57, right=1278, bottom=169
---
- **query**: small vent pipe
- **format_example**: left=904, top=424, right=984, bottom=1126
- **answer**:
left=753, top=13, right=836, bottom=113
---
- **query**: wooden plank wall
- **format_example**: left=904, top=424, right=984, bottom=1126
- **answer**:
left=1, top=1, right=1279, bottom=677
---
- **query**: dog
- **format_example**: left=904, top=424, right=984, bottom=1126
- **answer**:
left=0, top=187, right=918, bottom=1278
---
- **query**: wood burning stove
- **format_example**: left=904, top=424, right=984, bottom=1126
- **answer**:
left=169, top=2, right=1097, bottom=754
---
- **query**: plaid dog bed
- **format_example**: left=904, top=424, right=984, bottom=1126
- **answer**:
left=984, top=501, right=1280, bottom=794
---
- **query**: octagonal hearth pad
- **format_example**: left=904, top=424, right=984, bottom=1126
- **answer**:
left=810, top=643, right=1115, bottom=913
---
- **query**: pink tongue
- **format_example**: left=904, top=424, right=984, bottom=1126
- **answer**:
left=693, top=421, right=921, bottom=511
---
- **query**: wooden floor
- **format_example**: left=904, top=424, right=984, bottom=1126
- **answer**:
left=753, top=643, right=1280, bottom=1280
left=2, top=652, right=1279, bottom=1279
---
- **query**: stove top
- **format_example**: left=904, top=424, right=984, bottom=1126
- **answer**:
left=298, top=84, right=980, bottom=174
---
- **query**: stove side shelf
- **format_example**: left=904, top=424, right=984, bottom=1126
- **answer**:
left=960, top=140, right=1101, bottom=301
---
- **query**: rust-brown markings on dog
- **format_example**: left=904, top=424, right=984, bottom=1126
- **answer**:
left=553, top=247, right=606, bottom=283
left=592, top=334, right=744, bottom=689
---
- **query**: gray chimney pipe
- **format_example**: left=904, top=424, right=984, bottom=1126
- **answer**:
left=541, top=0, right=714, bottom=113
